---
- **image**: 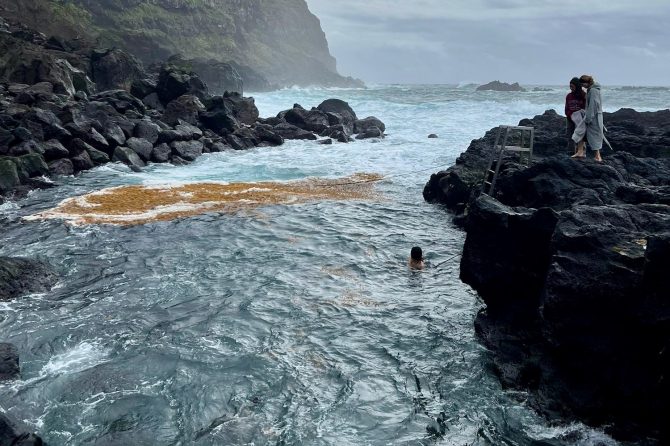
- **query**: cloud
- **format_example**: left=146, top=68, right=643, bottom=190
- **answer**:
left=306, top=0, right=670, bottom=85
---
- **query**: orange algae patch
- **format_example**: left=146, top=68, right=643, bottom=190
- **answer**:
left=26, top=173, right=384, bottom=226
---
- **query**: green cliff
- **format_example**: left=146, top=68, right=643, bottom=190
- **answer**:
left=0, top=0, right=362, bottom=89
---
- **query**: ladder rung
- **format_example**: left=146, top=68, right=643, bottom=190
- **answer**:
left=488, top=169, right=496, bottom=173
left=504, top=146, right=531, bottom=152
left=484, top=181, right=492, bottom=185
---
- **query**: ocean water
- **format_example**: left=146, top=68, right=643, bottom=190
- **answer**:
left=1, top=84, right=669, bottom=445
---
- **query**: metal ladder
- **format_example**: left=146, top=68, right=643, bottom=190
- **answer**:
left=482, top=125, right=535, bottom=196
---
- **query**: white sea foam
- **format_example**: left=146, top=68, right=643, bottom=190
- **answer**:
left=0, top=200, right=19, bottom=213
left=41, top=342, right=109, bottom=376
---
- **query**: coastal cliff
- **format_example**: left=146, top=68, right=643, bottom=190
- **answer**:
left=424, top=109, right=670, bottom=443
left=0, top=0, right=362, bottom=90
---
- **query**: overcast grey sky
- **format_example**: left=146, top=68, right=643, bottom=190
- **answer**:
left=305, top=0, right=670, bottom=86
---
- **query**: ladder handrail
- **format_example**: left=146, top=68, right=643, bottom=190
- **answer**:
left=482, top=125, right=534, bottom=196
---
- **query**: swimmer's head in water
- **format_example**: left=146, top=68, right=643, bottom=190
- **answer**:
left=410, top=246, right=423, bottom=261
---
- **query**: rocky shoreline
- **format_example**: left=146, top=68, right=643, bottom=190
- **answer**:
left=0, top=16, right=385, bottom=202
left=424, top=109, right=670, bottom=443
left=1, top=15, right=385, bottom=445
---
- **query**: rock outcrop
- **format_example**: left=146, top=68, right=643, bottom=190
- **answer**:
left=424, top=108, right=670, bottom=443
left=0, top=0, right=363, bottom=89
left=476, top=80, right=526, bottom=92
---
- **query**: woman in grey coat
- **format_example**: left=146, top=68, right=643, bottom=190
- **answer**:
left=573, top=74, right=604, bottom=162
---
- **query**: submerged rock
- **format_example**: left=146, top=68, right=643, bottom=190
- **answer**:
left=0, top=257, right=58, bottom=301
left=0, top=343, right=19, bottom=381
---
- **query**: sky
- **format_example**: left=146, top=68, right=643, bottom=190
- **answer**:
left=304, top=0, right=670, bottom=86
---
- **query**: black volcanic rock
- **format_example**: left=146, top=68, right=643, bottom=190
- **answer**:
left=272, top=122, right=317, bottom=141
left=156, top=64, right=208, bottom=105
left=424, top=108, right=670, bottom=443
left=91, top=47, right=145, bottom=92
left=476, top=80, right=526, bottom=92
left=167, top=55, right=243, bottom=95
left=0, top=18, right=381, bottom=200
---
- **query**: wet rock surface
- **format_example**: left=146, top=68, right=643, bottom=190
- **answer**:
left=424, top=108, right=670, bottom=443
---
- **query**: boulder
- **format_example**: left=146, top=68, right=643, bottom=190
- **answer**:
left=141, top=93, right=164, bottom=112
left=227, top=127, right=259, bottom=150
left=254, top=124, right=283, bottom=146
left=0, top=159, right=21, bottom=194
left=209, top=142, right=231, bottom=152
left=133, top=120, right=160, bottom=144
left=317, top=98, right=357, bottom=132
left=125, top=137, right=153, bottom=161
left=89, top=90, right=146, bottom=115
left=174, top=122, right=203, bottom=140
left=355, top=127, right=383, bottom=140
left=11, top=153, right=49, bottom=180
left=162, top=94, right=205, bottom=126
left=151, top=143, right=171, bottom=163
left=0, top=127, right=15, bottom=153
left=272, top=122, right=317, bottom=140
left=90, top=48, right=145, bottom=92
left=102, top=122, right=127, bottom=147
left=22, top=108, right=70, bottom=141
left=2, top=46, right=77, bottom=95
left=169, top=56, right=243, bottom=95
left=112, top=146, right=145, bottom=169
left=82, top=127, right=110, bottom=152
left=170, top=140, right=203, bottom=161
left=221, top=92, right=258, bottom=125
left=42, top=139, right=69, bottom=161
left=48, top=158, right=74, bottom=176
left=284, top=107, right=330, bottom=133
left=354, top=116, right=386, bottom=134
left=156, top=63, right=208, bottom=105
left=67, top=138, right=95, bottom=157
left=130, top=78, right=158, bottom=100
left=70, top=150, right=94, bottom=172
left=199, top=97, right=238, bottom=134
left=87, top=146, right=110, bottom=165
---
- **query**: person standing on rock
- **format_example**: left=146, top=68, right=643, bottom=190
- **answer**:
left=565, top=77, right=586, bottom=154
left=573, top=75, right=604, bottom=162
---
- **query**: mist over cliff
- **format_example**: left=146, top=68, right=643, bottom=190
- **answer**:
left=0, top=0, right=362, bottom=89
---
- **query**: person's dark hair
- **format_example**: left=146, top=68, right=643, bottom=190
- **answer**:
left=570, top=77, right=584, bottom=98
left=410, top=246, right=423, bottom=261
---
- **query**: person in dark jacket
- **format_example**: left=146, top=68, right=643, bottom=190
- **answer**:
left=565, top=77, right=586, bottom=154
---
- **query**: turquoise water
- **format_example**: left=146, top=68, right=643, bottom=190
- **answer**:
left=1, top=85, right=668, bottom=445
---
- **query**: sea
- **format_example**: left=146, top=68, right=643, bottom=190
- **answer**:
left=1, top=84, right=669, bottom=445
